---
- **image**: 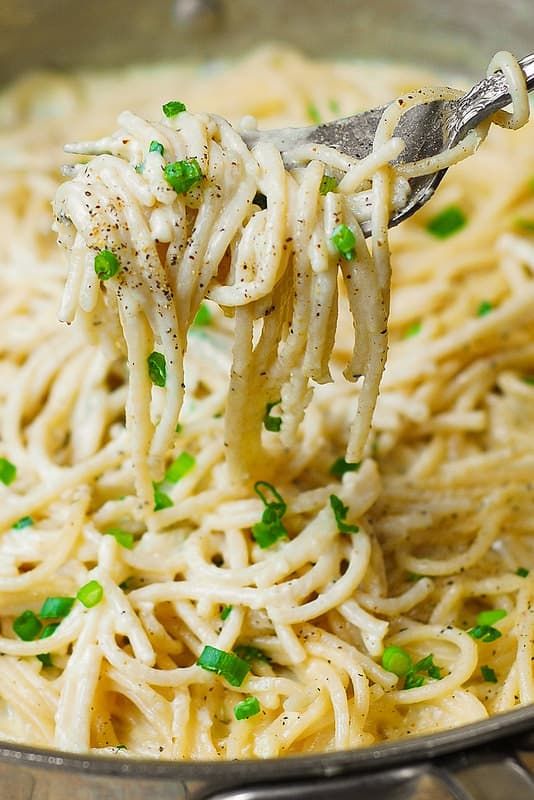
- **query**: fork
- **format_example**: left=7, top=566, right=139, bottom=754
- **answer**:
left=241, top=53, right=534, bottom=236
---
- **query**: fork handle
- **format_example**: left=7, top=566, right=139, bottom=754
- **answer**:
left=451, top=52, right=534, bottom=141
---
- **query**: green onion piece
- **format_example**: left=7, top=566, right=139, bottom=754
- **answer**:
left=426, top=205, right=467, bottom=238
left=381, top=645, right=413, bottom=677
left=104, top=528, right=134, bottom=549
left=515, top=218, right=534, bottom=232
left=115, top=744, right=128, bottom=751
left=149, top=140, right=164, bottom=156
left=13, top=610, right=41, bottom=641
left=193, top=303, right=212, bottom=327
left=319, top=175, right=338, bottom=196
left=175, top=423, right=183, bottom=433
left=147, top=351, right=166, bottom=387
left=414, top=654, right=441, bottom=680
left=220, top=605, right=233, bottom=621
left=331, top=223, right=356, bottom=260
left=234, top=696, right=261, bottom=720
left=162, top=100, right=187, bottom=117
left=476, top=608, right=507, bottom=626
left=516, top=567, right=530, bottom=578
left=12, top=516, right=34, bottom=530
left=328, top=98, right=341, bottom=114
left=163, top=158, right=203, bottom=194
left=476, top=300, right=493, bottom=317
left=40, top=622, right=59, bottom=639
left=37, top=653, right=53, bottom=668
left=134, top=163, right=144, bottom=174
left=329, top=494, right=359, bottom=534
left=39, top=597, right=75, bottom=619
left=403, top=321, right=422, bottom=339
left=196, top=645, right=250, bottom=687
left=153, top=483, right=173, bottom=511
left=234, top=644, right=270, bottom=664
left=77, top=580, right=104, bottom=608
left=94, top=250, right=120, bottom=281
left=523, top=376, right=534, bottom=386
left=481, top=665, right=498, bottom=683
left=406, top=572, right=424, bottom=582
left=263, top=400, right=282, bottom=432
left=251, top=481, right=288, bottom=548
left=165, top=452, right=195, bottom=483
left=0, top=457, right=16, bottom=486
left=329, top=457, right=360, bottom=479
left=307, top=103, right=321, bottom=124
left=468, top=624, right=502, bottom=643
left=404, top=671, right=426, bottom=690
left=254, top=481, right=286, bottom=518
left=251, top=517, right=287, bottom=549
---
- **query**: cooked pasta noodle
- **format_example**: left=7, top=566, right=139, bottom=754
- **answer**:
left=0, top=46, right=532, bottom=759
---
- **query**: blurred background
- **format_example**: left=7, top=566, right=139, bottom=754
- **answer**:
left=1, top=0, right=533, bottom=86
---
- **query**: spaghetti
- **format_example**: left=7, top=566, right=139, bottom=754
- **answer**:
left=0, top=46, right=532, bottom=758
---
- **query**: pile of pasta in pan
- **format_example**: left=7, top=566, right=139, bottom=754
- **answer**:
left=0, top=47, right=532, bottom=758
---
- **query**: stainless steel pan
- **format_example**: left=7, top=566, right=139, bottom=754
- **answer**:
left=1, top=1, right=533, bottom=797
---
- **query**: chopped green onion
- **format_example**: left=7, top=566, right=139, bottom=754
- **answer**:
left=328, top=98, right=341, bottom=114
left=403, top=321, right=422, bottom=339
left=134, top=163, right=144, bottom=174
left=115, top=744, right=128, bottom=751
left=468, top=624, right=502, bottom=643
left=481, top=665, right=498, bottom=683
left=193, top=303, right=212, bottom=327
left=251, top=517, right=287, bottom=548
left=0, top=457, right=16, bottom=486
left=251, top=481, right=288, bottom=548
left=329, top=494, right=359, bottom=534
left=523, top=376, right=534, bottom=386
left=153, top=483, right=173, bottom=511
left=12, top=516, right=34, bottom=530
left=37, top=653, right=53, bottom=668
left=426, top=205, right=467, bottom=238
left=175, top=422, right=183, bottom=433
left=40, top=622, right=59, bottom=639
left=263, top=400, right=282, bottom=432
left=220, top=605, right=233, bottom=621
left=330, top=457, right=360, bottom=479
left=104, top=528, right=134, bottom=550
left=165, top=452, right=195, bottom=483
left=147, top=351, right=166, bottom=387
left=404, top=671, right=426, bottom=690
left=515, top=218, right=534, bottom=232
left=413, top=654, right=441, bottom=680
left=149, top=140, right=164, bottom=156
left=234, top=644, right=270, bottom=664
left=162, top=100, right=187, bottom=117
left=94, top=250, right=120, bottom=281
left=13, top=610, right=41, bottom=641
left=77, top=580, right=104, bottom=608
left=476, top=608, right=507, bottom=626
left=516, top=567, right=530, bottom=578
left=197, top=645, right=250, bottom=686
left=476, top=300, right=493, bottom=317
left=39, top=597, right=75, bottom=619
left=406, top=572, right=424, bottom=582
left=163, top=158, right=203, bottom=194
left=319, top=175, right=338, bottom=196
left=381, top=646, right=412, bottom=677
left=234, top=696, right=261, bottom=720
left=254, top=482, right=286, bottom=516
left=331, top=223, right=356, bottom=260
left=307, top=103, right=321, bottom=124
